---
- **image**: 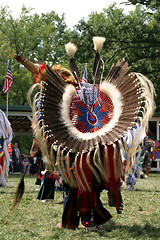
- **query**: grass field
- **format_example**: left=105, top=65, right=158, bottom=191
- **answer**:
left=0, top=173, right=160, bottom=240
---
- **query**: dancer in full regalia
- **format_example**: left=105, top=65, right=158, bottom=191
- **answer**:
left=0, top=109, right=12, bottom=187
left=15, top=36, right=155, bottom=230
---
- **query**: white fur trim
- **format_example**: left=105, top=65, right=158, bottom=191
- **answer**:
left=61, top=82, right=123, bottom=141
left=65, top=42, right=77, bottom=57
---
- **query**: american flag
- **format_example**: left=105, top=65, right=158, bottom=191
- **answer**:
left=3, top=60, right=13, bottom=94
left=81, top=65, right=87, bottom=83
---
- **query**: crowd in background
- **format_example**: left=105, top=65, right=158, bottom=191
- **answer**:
left=8, top=142, right=39, bottom=175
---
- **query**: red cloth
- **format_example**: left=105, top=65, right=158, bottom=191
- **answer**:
left=76, top=152, right=93, bottom=215
left=8, top=143, right=12, bottom=156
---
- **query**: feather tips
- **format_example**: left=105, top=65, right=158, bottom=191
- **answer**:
left=93, top=36, right=106, bottom=51
left=134, top=73, right=156, bottom=130
left=65, top=42, right=77, bottom=58
left=15, top=56, right=40, bottom=74
left=65, top=42, right=80, bottom=81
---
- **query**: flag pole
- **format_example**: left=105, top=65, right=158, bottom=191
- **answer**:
left=3, top=58, right=13, bottom=118
left=6, top=92, right=8, bottom=118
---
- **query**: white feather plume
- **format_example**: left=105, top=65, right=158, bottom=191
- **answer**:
left=65, top=42, right=77, bottom=57
left=93, top=36, right=106, bottom=51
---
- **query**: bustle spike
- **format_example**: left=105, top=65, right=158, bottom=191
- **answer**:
left=15, top=56, right=39, bottom=74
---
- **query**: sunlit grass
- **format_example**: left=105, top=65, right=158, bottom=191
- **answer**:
left=0, top=173, right=160, bottom=240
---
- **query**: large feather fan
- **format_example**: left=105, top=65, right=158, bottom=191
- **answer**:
left=28, top=59, right=155, bottom=179
left=31, top=60, right=154, bottom=152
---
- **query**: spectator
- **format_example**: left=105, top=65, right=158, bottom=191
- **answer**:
left=8, top=142, right=13, bottom=173
left=21, top=154, right=31, bottom=175
left=12, top=143, right=21, bottom=173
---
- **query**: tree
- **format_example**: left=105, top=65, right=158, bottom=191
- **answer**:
left=0, top=4, right=159, bottom=110
left=71, top=4, right=160, bottom=110
left=0, top=6, right=70, bottom=105
left=125, top=0, right=160, bottom=9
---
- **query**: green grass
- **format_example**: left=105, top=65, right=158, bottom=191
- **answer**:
left=0, top=173, right=160, bottom=240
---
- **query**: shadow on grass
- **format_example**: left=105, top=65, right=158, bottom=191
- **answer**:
left=8, top=173, right=37, bottom=179
left=0, top=190, right=6, bottom=194
left=0, top=184, right=37, bottom=195
left=51, top=219, right=160, bottom=240
left=96, top=219, right=160, bottom=239
left=134, top=188, right=160, bottom=193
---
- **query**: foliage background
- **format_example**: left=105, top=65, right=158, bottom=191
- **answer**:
left=0, top=0, right=160, bottom=152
